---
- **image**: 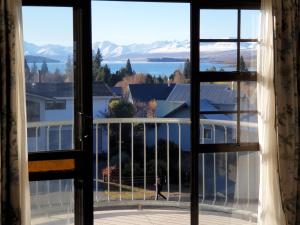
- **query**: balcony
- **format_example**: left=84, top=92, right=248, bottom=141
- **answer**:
left=28, top=118, right=259, bottom=225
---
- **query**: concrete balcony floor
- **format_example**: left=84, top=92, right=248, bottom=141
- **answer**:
left=94, top=209, right=256, bottom=225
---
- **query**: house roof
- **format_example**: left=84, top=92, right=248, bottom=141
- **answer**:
left=128, top=83, right=175, bottom=103
left=167, top=84, right=237, bottom=106
left=110, top=87, right=123, bottom=96
left=156, top=100, right=187, bottom=118
left=26, top=82, right=114, bottom=98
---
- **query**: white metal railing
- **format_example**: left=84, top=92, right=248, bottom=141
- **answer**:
left=28, top=118, right=259, bottom=214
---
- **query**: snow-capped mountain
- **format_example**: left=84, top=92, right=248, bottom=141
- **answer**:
left=24, top=40, right=256, bottom=62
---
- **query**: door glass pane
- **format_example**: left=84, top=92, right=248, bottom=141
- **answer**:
left=200, top=42, right=237, bottom=72
left=23, top=7, right=74, bottom=152
left=240, top=42, right=258, bottom=72
left=241, top=10, right=260, bottom=39
left=198, top=152, right=259, bottom=224
left=200, top=10, right=237, bottom=39
left=30, top=179, right=74, bottom=225
left=92, top=1, right=190, bottom=224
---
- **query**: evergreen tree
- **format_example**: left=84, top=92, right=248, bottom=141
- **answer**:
left=183, top=59, right=191, bottom=79
left=24, top=59, right=32, bottom=82
left=31, top=62, right=38, bottom=82
left=240, top=56, right=248, bottom=72
left=102, top=64, right=111, bottom=84
left=40, top=60, right=49, bottom=75
left=93, top=48, right=103, bottom=81
left=65, top=55, right=73, bottom=77
left=125, top=59, right=133, bottom=75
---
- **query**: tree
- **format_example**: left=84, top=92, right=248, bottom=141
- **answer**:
left=65, top=55, right=73, bottom=77
left=30, top=62, right=38, bottom=82
left=172, top=70, right=185, bottom=83
left=109, top=99, right=135, bottom=118
left=206, top=66, right=217, bottom=72
left=102, top=64, right=111, bottom=84
left=93, top=48, right=103, bottom=81
left=240, top=56, right=248, bottom=72
left=25, top=59, right=32, bottom=82
left=125, top=59, right=133, bottom=75
left=40, top=60, right=49, bottom=75
left=183, top=59, right=191, bottom=79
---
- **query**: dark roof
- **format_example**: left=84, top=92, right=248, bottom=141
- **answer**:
left=110, top=87, right=123, bottom=96
left=26, top=82, right=114, bottom=98
left=167, top=84, right=237, bottom=106
left=129, top=83, right=175, bottom=102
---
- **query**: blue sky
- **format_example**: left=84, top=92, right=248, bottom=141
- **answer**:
left=22, top=3, right=259, bottom=46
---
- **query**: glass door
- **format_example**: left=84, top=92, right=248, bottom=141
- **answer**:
left=190, top=1, right=260, bottom=225
left=22, top=1, right=93, bottom=225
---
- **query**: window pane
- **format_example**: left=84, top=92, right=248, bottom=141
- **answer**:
left=241, top=10, right=260, bottom=39
left=30, top=179, right=74, bottom=225
left=23, top=7, right=74, bottom=152
left=200, top=82, right=237, bottom=112
left=240, top=42, right=258, bottom=72
left=200, top=114, right=237, bottom=144
left=200, top=42, right=237, bottom=71
left=241, top=81, right=257, bottom=111
left=240, top=113, right=258, bottom=143
left=200, top=10, right=237, bottom=39
left=198, top=152, right=259, bottom=224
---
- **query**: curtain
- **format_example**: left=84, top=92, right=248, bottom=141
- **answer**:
left=0, top=0, right=31, bottom=225
left=272, top=0, right=300, bottom=225
left=257, top=0, right=287, bottom=224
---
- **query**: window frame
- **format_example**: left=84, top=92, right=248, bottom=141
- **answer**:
left=21, top=1, right=260, bottom=225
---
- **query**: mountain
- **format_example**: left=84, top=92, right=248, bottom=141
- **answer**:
left=24, top=42, right=73, bottom=62
left=24, top=40, right=256, bottom=63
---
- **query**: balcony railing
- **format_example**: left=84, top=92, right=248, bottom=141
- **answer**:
left=28, top=118, right=259, bottom=221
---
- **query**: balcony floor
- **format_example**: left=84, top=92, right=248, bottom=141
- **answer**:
left=94, top=209, right=256, bottom=225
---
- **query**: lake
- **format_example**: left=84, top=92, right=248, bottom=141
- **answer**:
left=28, top=61, right=238, bottom=77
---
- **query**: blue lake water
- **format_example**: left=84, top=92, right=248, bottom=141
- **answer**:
left=28, top=61, right=236, bottom=77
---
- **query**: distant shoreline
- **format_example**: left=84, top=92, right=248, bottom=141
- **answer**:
left=147, top=57, right=187, bottom=62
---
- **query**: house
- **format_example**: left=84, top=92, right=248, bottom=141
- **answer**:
left=128, top=83, right=175, bottom=104
left=26, top=82, right=118, bottom=152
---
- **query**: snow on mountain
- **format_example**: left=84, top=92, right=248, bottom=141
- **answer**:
left=24, top=40, right=256, bottom=62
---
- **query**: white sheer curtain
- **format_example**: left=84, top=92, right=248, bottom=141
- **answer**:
left=257, top=0, right=286, bottom=224
left=16, top=1, right=31, bottom=224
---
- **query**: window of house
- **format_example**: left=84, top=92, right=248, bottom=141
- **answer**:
left=45, top=100, right=66, bottom=110
left=204, top=127, right=212, bottom=140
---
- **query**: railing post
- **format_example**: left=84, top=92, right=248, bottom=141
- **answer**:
left=202, top=153, right=205, bottom=204
left=144, top=123, right=146, bottom=201
left=213, top=153, right=216, bottom=205
left=178, top=123, right=181, bottom=202
left=96, top=123, right=99, bottom=202
left=131, top=123, right=134, bottom=201
left=119, top=123, right=122, bottom=201
left=155, top=123, right=158, bottom=201
left=59, top=125, right=62, bottom=150
left=72, top=124, right=74, bottom=149
left=224, top=152, right=228, bottom=206
left=247, top=151, right=250, bottom=208
left=235, top=152, right=239, bottom=206
left=167, top=123, right=170, bottom=201
left=107, top=123, right=110, bottom=202
left=35, top=127, right=39, bottom=152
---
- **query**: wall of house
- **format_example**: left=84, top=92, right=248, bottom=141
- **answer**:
left=27, top=96, right=113, bottom=152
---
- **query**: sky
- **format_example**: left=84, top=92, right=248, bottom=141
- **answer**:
left=22, top=2, right=259, bottom=46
